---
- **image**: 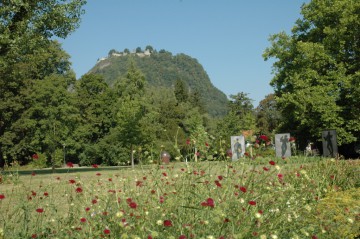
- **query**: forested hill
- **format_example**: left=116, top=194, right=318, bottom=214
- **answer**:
left=89, top=48, right=228, bottom=117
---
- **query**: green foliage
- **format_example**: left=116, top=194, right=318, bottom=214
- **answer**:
left=216, top=92, right=256, bottom=144
left=0, top=0, right=86, bottom=166
left=263, top=0, right=360, bottom=146
left=256, top=94, right=281, bottom=136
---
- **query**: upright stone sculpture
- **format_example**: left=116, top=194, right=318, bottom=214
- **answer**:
left=322, top=130, right=338, bottom=157
left=275, top=133, right=291, bottom=158
left=231, top=135, right=245, bottom=161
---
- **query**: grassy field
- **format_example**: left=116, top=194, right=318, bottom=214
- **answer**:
left=0, top=157, right=359, bottom=239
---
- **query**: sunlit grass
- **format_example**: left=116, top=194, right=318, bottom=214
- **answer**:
left=1, top=158, right=359, bottom=238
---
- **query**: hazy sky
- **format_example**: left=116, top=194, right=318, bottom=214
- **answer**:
left=59, top=0, right=309, bottom=106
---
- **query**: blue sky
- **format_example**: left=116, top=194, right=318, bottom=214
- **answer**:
left=59, top=0, right=308, bottom=106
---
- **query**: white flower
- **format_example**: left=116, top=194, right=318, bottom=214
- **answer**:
left=240, top=198, right=245, bottom=204
left=156, top=220, right=163, bottom=225
left=271, top=235, right=278, bottom=239
left=255, top=212, right=262, bottom=218
left=347, top=218, right=354, bottom=224
left=260, top=235, right=267, bottom=239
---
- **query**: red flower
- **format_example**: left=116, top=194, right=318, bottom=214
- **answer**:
left=164, top=220, right=173, bottom=227
left=66, top=162, right=74, bottom=168
left=92, top=199, right=97, bottom=204
left=179, top=235, right=187, bottom=239
left=277, top=174, right=283, bottom=179
left=263, top=167, right=269, bottom=171
left=205, top=142, right=209, bottom=147
left=186, top=139, right=191, bottom=145
left=80, top=217, right=86, bottom=223
left=162, top=172, right=167, bottom=177
left=43, top=192, right=49, bottom=197
left=217, top=175, right=223, bottom=180
left=69, top=179, right=76, bottom=184
left=32, top=154, right=39, bottom=160
left=0, top=194, right=5, bottom=200
left=75, top=187, right=83, bottom=193
left=85, top=207, right=90, bottom=211
left=159, top=196, right=165, bottom=204
left=129, top=202, right=137, bottom=209
left=248, top=201, right=256, bottom=206
left=96, top=173, right=101, bottom=176
left=240, top=187, right=247, bottom=193
left=136, top=181, right=143, bottom=187
left=269, top=160, right=276, bottom=165
left=289, top=137, right=296, bottom=142
left=259, top=135, right=269, bottom=141
left=31, top=234, right=37, bottom=238
left=103, top=229, right=110, bottom=235
left=92, top=164, right=99, bottom=168
left=311, top=236, right=318, bottom=239
left=214, top=180, right=222, bottom=187
left=31, top=171, right=36, bottom=176
left=36, top=208, right=44, bottom=213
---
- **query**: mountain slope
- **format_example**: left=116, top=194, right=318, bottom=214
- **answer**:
left=89, top=49, right=228, bottom=117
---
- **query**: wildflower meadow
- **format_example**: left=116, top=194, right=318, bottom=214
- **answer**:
left=0, top=157, right=359, bottom=239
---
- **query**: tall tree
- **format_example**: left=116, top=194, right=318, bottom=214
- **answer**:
left=0, top=0, right=86, bottom=166
left=112, top=60, right=148, bottom=167
left=73, top=74, right=113, bottom=165
left=174, top=79, right=189, bottom=103
left=216, top=92, right=256, bottom=141
left=256, top=94, right=281, bottom=136
left=263, top=0, right=360, bottom=146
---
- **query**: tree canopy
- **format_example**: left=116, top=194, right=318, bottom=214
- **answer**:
left=263, top=0, right=360, bottom=146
